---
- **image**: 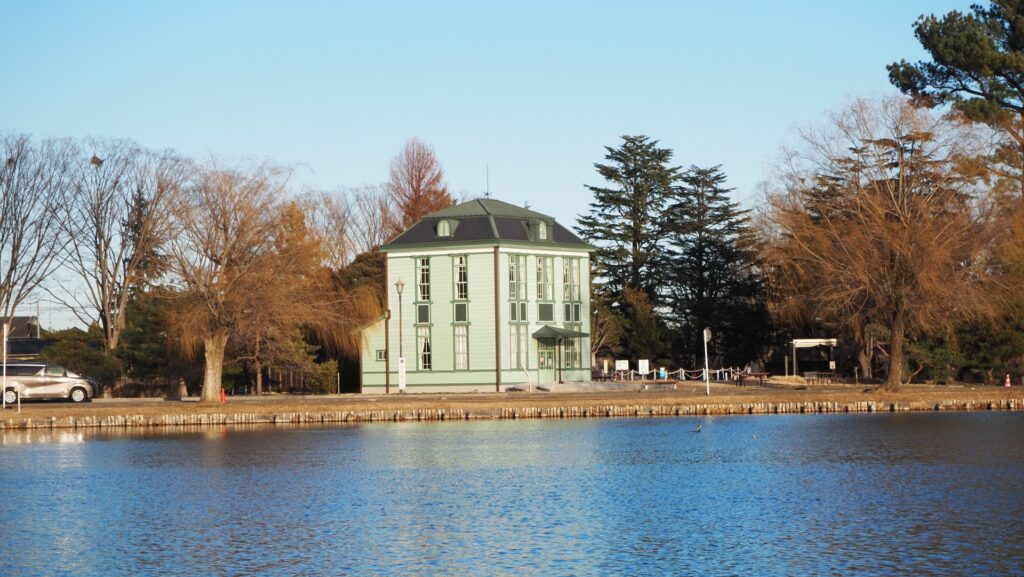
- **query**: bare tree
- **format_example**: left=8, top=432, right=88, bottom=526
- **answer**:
left=762, top=97, right=997, bottom=390
left=299, top=189, right=354, bottom=270
left=350, top=183, right=395, bottom=253
left=387, top=137, right=453, bottom=235
left=300, top=182, right=403, bottom=270
left=0, top=134, right=74, bottom=330
left=55, top=139, right=183, bottom=350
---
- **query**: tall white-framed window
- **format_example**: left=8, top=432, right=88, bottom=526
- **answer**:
left=454, top=255, right=468, bottom=300
left=536, top=256, right=553, bottom=301
left=417, top=257, right=430, bottom=301
left=563, top=258, right=581, bottom=302
left=510, top=324, right=528, bottom=369
left=538, top=221, right=548, bottom=240
left=563, top=329, right=582, bottom=369
left=437, top=220, right=451, bottom=237
left=508, top=254, right=526, bottom=299
left=417, top=326, right=432, bottom=370
left=454, top=325, right=468, bottom=370
left=509, top=253, right=529, bottom=369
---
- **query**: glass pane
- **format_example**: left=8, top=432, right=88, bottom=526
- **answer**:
left=539, top=303, right=553, bottom=322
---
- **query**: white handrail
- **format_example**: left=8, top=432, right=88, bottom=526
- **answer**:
left=520, top=367, right=534, bottom=393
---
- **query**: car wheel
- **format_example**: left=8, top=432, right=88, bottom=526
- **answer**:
left=69, top=387, right=88, bottom=403
left=3, top=389, right=17, bottom=405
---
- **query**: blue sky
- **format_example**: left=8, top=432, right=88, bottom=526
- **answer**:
left=3, top=0, right=967, bottom=226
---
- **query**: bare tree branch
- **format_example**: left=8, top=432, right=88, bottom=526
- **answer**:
left=0, top=134, right=74, bottom=329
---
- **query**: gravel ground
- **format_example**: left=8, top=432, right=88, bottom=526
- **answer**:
left=2, top=381, right=1020, bottom=421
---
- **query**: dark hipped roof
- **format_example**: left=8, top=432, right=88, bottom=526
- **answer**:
left=384, top=198, right=592, bottom=251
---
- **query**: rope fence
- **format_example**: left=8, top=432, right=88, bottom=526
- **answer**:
left=610, top=367, right=744, bottom=382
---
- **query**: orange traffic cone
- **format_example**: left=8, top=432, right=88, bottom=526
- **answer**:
left=220, top=388, right=227, bottom=403
left=1006, top=374, right=1012, bottom=388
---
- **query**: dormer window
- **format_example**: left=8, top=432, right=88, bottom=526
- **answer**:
left=437, top=220, right=452, bottom=237
left=538, top=221, right=548, bottom=240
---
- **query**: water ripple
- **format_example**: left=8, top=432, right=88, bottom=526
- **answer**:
left=1, top=413, right=1022, bottom=576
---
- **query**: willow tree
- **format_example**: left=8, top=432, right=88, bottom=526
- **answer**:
left=166, top=161, right=345, bottom=402
left=763, top=97, right=996, bottom=390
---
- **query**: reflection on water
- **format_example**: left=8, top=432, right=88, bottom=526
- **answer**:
left=1, top=413, right=1023, bottom=576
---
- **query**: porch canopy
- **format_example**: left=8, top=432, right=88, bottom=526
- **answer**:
left=790, top=338, right=838, bottom=376
left=532, top=326, right=589, bottom=340
left=533, top=326, right=590, bottom=384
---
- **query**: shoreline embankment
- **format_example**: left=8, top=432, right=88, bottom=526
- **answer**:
left=2, top=384, right=1022, bottom=430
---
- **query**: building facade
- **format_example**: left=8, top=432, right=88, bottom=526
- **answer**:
left=360, top=199, right=594, bottom=393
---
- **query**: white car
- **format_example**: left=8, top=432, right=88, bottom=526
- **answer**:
left=1, top=362, right=94, bottom=404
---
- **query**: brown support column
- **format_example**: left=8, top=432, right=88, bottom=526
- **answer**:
left=384, top=257, right=390, bottom=394
left=557, top=339, right=563, bottom=384
left=494, top=246, right=501, bottom=392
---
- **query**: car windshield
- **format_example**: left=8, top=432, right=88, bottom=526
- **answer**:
left=66, top=370, right=81, bottom=378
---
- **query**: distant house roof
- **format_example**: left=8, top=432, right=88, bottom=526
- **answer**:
left=383, top=198, right=592, bottom=251
left=5, top=316, right=40, bottom=339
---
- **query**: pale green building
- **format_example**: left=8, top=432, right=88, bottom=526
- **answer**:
left=360, top=198, right=594, bottom=393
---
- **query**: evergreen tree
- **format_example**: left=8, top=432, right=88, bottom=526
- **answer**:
left=577, top=135, right=679, bottom=362
left=40, top=325, right=123, bottom=390
left=888, top=1, right=1024, bottom=195
left=664, top=166, right=769, bottom=368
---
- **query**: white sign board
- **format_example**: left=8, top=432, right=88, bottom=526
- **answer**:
left=398, top=357, right=407, bottom=392
left=703, top=327, right=712, bottom=343
left=614, top=360, right=629, bottom=372
left=638, top=359, right=650, bottom=375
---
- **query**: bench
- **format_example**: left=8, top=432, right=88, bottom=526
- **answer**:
left=737, top=372, right=769, bottom=387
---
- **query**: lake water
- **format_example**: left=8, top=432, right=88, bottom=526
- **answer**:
left=1, top=412, right=1022, bottom=576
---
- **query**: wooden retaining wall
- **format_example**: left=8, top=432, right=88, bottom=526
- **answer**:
left=0, top=398, right=1021, bottom=430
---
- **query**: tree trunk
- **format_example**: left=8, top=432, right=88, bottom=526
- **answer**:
left=200, top=331, right=229, bottom=402
left=856, top=348, right=872, bottom=383
left=885, top=315, right=906, bottom=391
left=255, top=359, right=263, bottom=396
left=254, top=331, right=263, bottom=396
